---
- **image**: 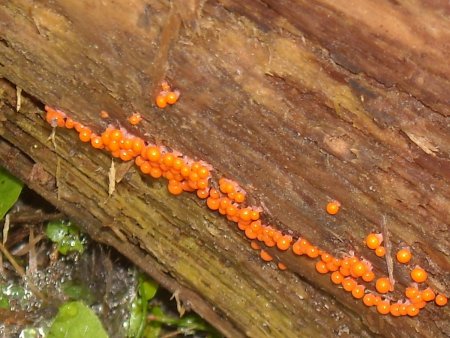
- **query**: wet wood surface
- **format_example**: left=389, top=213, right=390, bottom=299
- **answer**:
left=0, top=1, right=449, bottom=337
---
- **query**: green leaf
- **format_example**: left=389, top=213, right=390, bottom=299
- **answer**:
left=0, top=294, right=9, bottom=309
left=45, top=220, right=69, bottom=243
left=143, top=321, right=162, bottom=338
left=47, top=301, right=108, bottom=338
left=139, top=278, right=158, bottom=302
left=45, top=220, right=85, bottom=255
left=127, top=276, right=159, bottom=338
left=148, top=306, right=177, bottom=325
left=0, top=166, right=23, bottom=220
left=127, top=297, right=144, bottom=338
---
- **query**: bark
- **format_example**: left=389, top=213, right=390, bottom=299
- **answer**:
left=0, top=1, right=449, bottom=337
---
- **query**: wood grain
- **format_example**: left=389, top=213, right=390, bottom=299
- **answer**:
left=0, top=1, right=449, bottom=337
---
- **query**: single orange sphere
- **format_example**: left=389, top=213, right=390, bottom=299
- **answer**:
left=146, top=146, right=161, bottom=162
left=305, top=245, right=320, bottom=258
left=411, top=267, right=427, bottom=283
left=162, top=153, right=175, bottom=167
left=320, top=252, right=333, bottom=263
left=140, top=162, right=151, bottom=174
left=244, top=228, right=257, bottom=240
left=234, top=192, right=246, bottom=203
left=65, top=118, right=75, bottom=129
left=362, top=294, right=376, bottom=307
left=110, top=129, right=123, bottom=142
left=206, top=197, right=220, bottom=210
left=376, top=301, right=391, bottom=315
left=127, top=112, right=142, bottom=125
left=406, top=304, right=420, bottom=317
left=277, top=262, right=287, bottom=271
left=405, top=286, right=419, bottom=299
left=260, top=250, right=273, bottom=262
left=365, top=233, right=382, bottom=249
left=375, top=277, right=391, bottom=294
left=149, top=167, right=162, bottom=178
left=250, top=241, right=260, bottom=250
left=396, top=248, right=412, bottom=264
left=226, top=205, right=238, bottom=216
left=156, top=94, right=167, bottom=108
left=239, top=208, right=252, bottom=222
left=362, top=270, right=375, bottom=282
left=375, top=246, right=386, bottom=257
left=315, top=261, right=329, bottom=274
left=350, top=261, right=366, bottom=278
left=166, top=91, right=180, bottom=105
left=435, top=294, right=448, bottom=306
left=421, top=288, right=436, bottom=302
left=276, top=235, right=292, bottom=251
left=342, top=278, right=357, bottom=292
left=331, top=271, right=344, bottom=285
left=339, top=266, right=351, bottom=277
left=326, top=200, right=341, bottom=215
left=389, top=303, right=401, bottom=317
left=168, top=182, right=183, bottom=195
left=79, top=128, right=92, bottom=142
left=196, top=189, right=210, bottom=199
left=351, top=285, right=365, bottom=299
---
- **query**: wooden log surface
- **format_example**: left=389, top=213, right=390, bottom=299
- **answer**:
left=0, top=1, right=449, bottom=337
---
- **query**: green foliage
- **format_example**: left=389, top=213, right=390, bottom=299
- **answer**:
left=128, top=275, right=159, bottom=338
left=0, top=283, right=27, bottom=310
left=19, top=328, right=39, bottom=338
left=61, top=280, right=95, bottom=304
left=127, top=275, right=221, bottom=338
left=0, top=293, right=9, bottom=309
left=47, top=301, right=108, bottom=338
left=0, top=166, right=23, bottom=220
left=45, top=220, right=85, bottom=255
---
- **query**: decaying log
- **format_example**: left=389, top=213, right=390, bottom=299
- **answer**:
left=0, top=1, right=449, bottom=337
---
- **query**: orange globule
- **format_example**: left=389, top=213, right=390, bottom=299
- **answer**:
left=351, top=285, right=365, bottom=299
left=396, top=248, right=412, bottom=264
left=342, top=278, right=357, bottom=292
left=277, top=262, right=287, bottom=271
left=79, top=128, right=92, bottom=142
left=331, top=271, right=344, bottom=284
left=155, top=94, right=167, bottom=108
left=166, top=91, right=180, bottom=105
left=361, top=270, right=375, bottom=282
left=375, top=246, right=386, bottom=257
left=260, top=250, right=273, bottom=262
left=128, top=112, right=142, bottom=125
left=362, top=294, right=376, bottom=307
left=276, top=235, right=292, bottom=251
left=365, top=233, right=382, bottom=250
left=326, top=200, right=341, bottom=215
left=376, top=301, right=391, bottom=315
left=411, top=267, right=427, bottom=283
left=350, top=261, right=366, bottom=278
left=421, top=288, right=436, bottom=302
left=406, top=304, right=420, bottom=317
left=375, top=277, right=391, bottom=294
left=435, top=294, right=448, bottom=306
left=315, top=261, right=329, bottom=274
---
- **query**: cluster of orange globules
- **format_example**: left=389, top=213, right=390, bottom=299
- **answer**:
left=44, top=106, right=447, bottom=318
left=155, top=81, right=180, bottom=109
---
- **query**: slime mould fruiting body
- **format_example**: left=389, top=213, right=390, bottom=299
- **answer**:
left=44, top=105, right=447, bottom=318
